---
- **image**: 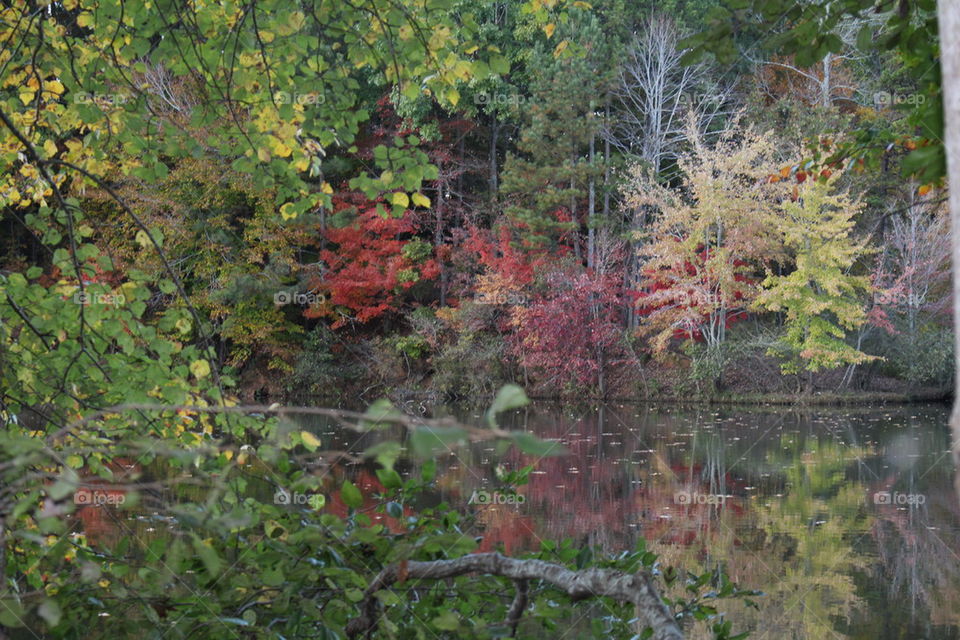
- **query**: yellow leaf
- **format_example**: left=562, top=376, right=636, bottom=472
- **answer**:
left=380, top=170, right=394, bottom=185
left=918, top=184, right=933, bottom=196
left=76, top=12, right=92, bottom=27
left=43, top=139, right=58, bottom=157
left=391, top=191, right=410, bottom=208
left=269, top=137, right=292, bottom=158
left=19, top=91, right=34, bottom=105
left=257, top=146, right=271, bottom=163
left=135, top=230, right=151, bottom=248
left=465, top=45, right=479, bottom=54
left=446, top=87, right=460, bottom=106
left=301, top=431, right=321, bottom=450
left=46, top=80, right=64, bottom=96
left=260, top=30, right=275, bottom=43
left=544, top=23, right=556, bottom=38
left=288, top=11, right=305, bottom=31
left=280, top=202, right=297, bottom=220
left=553, top=39, right=569, bottom=57
left=411, top=192, right=431, bottom=208
left=321, top=181, right=333, bottom=194
left=189, top=359, right=211, bottom=380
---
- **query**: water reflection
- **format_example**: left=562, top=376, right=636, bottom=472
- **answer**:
left=68, top=403, right=959, bottom=639
left=297, top=401, right=959, bottom=640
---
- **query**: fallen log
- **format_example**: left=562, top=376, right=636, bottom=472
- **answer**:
left=345, top=552, right=683, bottom=640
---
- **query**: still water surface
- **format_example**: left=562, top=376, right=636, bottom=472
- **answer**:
left=298, top=401, right=960, bottom=640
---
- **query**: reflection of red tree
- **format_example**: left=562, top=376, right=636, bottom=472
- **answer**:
left=71, top=458, right=140, bottom=547
left=468, top=425, right=751, bottom=554
left=326, top=469, right=413, bottom=534
left=474, top=505, right=538, bottom=555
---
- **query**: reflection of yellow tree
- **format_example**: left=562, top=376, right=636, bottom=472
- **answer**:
left=652, top=436, right=874, bottom=640
left=740, top=438, right=872, bottom=639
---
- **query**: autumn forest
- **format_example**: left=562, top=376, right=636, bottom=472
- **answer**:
left=1, top=0, right=957, bottom=639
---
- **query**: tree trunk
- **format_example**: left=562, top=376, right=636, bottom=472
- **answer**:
left=489, top=115, right=500, bottom=198
left=588, top=131, right=596, bottom=269
left=938, top=0, right=960, bottom=499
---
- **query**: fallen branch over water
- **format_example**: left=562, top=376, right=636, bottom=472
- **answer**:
left=345, top=552, right=683, bottom=640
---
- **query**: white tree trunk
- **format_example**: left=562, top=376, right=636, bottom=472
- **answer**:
left=938, top=0, right=960, bottom=492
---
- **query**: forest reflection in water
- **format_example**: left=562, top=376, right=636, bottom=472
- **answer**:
left=70, top=402, right=960, bottom=639
left=304, top=401, right=960, bottom=640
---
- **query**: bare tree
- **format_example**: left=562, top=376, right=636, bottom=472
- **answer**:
left=605, top=13, right=734, bottom=174
left=751, top=17, right=874, bottom=109
left=875, top=186, right=951, bottom=332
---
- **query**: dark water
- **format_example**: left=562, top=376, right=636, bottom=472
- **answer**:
left=294, top=401, right=960, bottom=640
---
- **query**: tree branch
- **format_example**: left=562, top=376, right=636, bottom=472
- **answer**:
left=345, top=552, right=683, bottom=640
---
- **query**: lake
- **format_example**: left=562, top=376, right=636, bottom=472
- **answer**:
left=294, top=400, right=960, bottom=640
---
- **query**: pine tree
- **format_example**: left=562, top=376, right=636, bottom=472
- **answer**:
left=499, top=10, right=614, bottom=252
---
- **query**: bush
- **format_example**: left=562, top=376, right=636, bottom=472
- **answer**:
left=432, top=330, right=515, bottom=399
left=879, top=321, right=954, bottom=387
left=287, top=324, right=363, bottom=397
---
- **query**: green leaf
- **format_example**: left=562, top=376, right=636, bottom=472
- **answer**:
left=374, top=590, right=401, bottom=606
left=510, top=431, right=567, bottom=457
left=376, top=468, right=403, bottom=489
left=485, top=384, right=529, bottom=427
left=191, top=535, right=222, bottom=576
left=0, top=599, right=25, bottom=627
left=361, top=399, right=404, bottom=430
left=363, top=441, right=403, bottom=470
left=431, top=610, right=460, bottom=630
left=341, top=480, right=363, bottom=509
left=38, top=598, right=62, bottom=627
left=409, top=426, right=468, bottom=457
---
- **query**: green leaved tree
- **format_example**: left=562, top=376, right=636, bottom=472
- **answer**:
left=499, top=9, right=616, bottom=254
left=754, top=173, right=876, bottom=381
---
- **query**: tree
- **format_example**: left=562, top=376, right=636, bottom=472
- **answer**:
left=510, top=266, right=628, bottom=396
left=624, top=120, right=784, bottom=358
left=499, top=9, right=613, bottom=255
left=753, top=173, right=875, bottom=380
left=606, top=12, right=734, bottom=175
left=872, top=183, right=951, bottom=336
left=307, top=192, right=440, bottom=329
left=684, top=0, right=943, bottom=183
left=938, top=0, right=960, bottom=487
